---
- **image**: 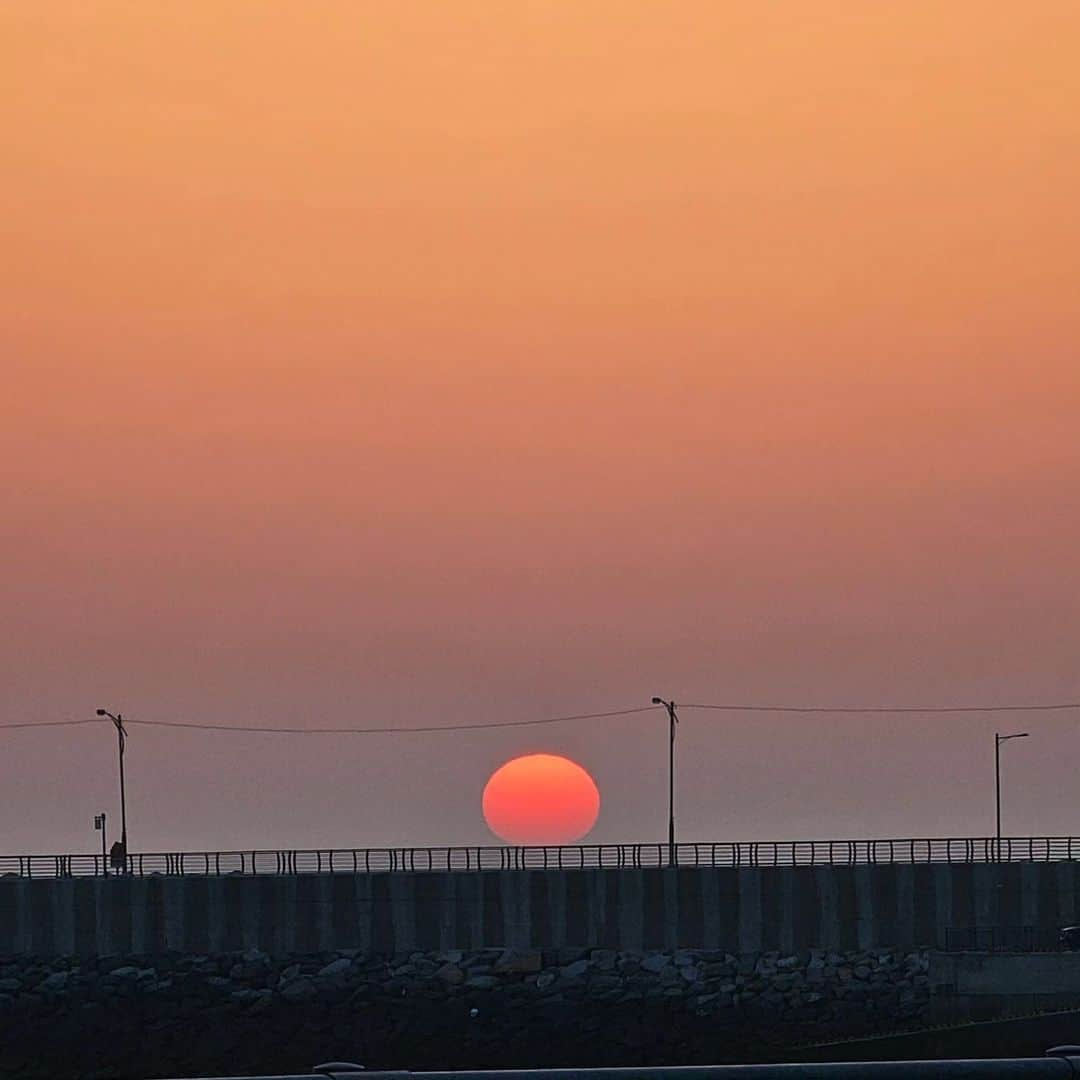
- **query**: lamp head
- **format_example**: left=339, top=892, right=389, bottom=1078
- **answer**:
left=651, top=697, right=663, bottom=705
left=96, top=709, right=108, bottom=716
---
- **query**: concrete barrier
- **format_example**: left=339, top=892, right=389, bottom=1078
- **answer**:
left=2, top=861, right=1078, bottom=958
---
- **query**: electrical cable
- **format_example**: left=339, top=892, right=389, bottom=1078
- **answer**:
left=122, top=704, right=661, bottom=734
left=3, top=699, right=1078, bottom=734
left=0, top=718, right=101, bottom=730
left=682, top=701, right=1080, bottom=715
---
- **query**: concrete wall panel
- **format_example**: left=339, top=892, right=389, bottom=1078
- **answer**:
left=3, top=862, right=1079, bottom=958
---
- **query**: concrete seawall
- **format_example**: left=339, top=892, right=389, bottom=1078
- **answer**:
left=3, top=862, right=1079, bottom=958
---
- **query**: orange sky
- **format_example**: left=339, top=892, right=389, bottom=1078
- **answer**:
left=2, top=3, right=1079, bottom=853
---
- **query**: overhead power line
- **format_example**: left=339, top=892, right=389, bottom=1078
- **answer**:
left=95, top=705, right=659, bottom=735
left=123, top=704, right=661, bottom=734
left=0, top=718, right=100, bottom=730
left=2, top=700, right=1078, bottom=734
left=683, top=702, right=1080, bottom=715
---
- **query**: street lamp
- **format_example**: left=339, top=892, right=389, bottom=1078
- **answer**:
left=995, top=731, right=1029, bottom=850
left=96, top=709, right=128, bottom=869
left=651, top=697, right=679, bottom=866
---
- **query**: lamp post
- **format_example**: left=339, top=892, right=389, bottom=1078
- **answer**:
left=96, top=709, right=128, bottom=869
left=651, top=697, right=679, bottom=866
left=995, top=731, right=1029, bottom=855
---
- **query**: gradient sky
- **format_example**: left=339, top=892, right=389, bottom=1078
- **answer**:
left=3, top=2, right=1079, bottom=855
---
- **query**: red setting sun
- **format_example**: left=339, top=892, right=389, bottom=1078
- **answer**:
left=482, top=754, right=601, bottom=845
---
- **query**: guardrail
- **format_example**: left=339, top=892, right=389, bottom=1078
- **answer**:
left=164, top=1057, right=1080, bottom=1080
left=5, top=836, right=1080, bottom=879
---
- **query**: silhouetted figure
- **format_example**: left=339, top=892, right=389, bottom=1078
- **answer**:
left=109, top=840, right=126, bottom=874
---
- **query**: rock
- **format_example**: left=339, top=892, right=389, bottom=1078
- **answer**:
left=318, top=957, right=352, bottom=979
left=40, top=971, right=69, bottom=991
left=281, top=977, right=316, bottom=1002
left=555, top=948, right=587, bottom=965
left=536, top=970, right=558, bottom=990
left=494, top=949, right=542, bottom=973
left=435, top=963, right=464, bottom=985
left=640, top=954, right=669, bottom=974
left=591, top=949, right=617, bottom=970
left=230, top=960, right=267, bottom=981
left=0, top=978, right=21, bottom=993
left=560, top=959, right=589, bottom=980
left=465, top=975, right=498, bottom=990
left=110, top=966, right=140, bottom=979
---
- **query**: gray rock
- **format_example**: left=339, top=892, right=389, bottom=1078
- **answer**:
left=318, top=957, right=352, bottom=979
left=590, top=949, right=617, bottom=970
left=465, top=974, right=498, bottom=990
left=230, top=961, right=267, bottom=980
left=640, top=954, right=669, bottom=974
left=560, top=959, right=589, bottom=980
left=494, top=949, right=542, bottom=973
left=435, top=963, right=464, bottom=985
left=278, top=963, right=303, bottom=985
left=282, top=978, right=316, bottom=1002
left=556, top=948, right=587, bottom=965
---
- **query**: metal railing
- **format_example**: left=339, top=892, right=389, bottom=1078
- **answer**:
left=4, top=836, right=1080, bottom=879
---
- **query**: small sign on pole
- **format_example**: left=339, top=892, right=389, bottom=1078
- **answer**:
left=94, top=812, right=107, bottom=875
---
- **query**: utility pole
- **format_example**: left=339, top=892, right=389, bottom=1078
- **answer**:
left=651, top=697, right=679, bottom=866
left=96, top=709, right=128, bottom=870
left=995, top=731, right=1029, bottom=856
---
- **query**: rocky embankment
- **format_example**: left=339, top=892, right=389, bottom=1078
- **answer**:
left=0, top=947, right=931, bottom=1078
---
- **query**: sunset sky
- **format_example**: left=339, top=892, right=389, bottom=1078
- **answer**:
left=3, top=2, right=1079, bottom=854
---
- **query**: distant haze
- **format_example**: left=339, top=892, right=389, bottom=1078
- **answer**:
left=2, top=3, right=1078, bottom=854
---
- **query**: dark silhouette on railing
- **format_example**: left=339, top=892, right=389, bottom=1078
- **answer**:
left=4, top=836, right=1080, bottom=879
